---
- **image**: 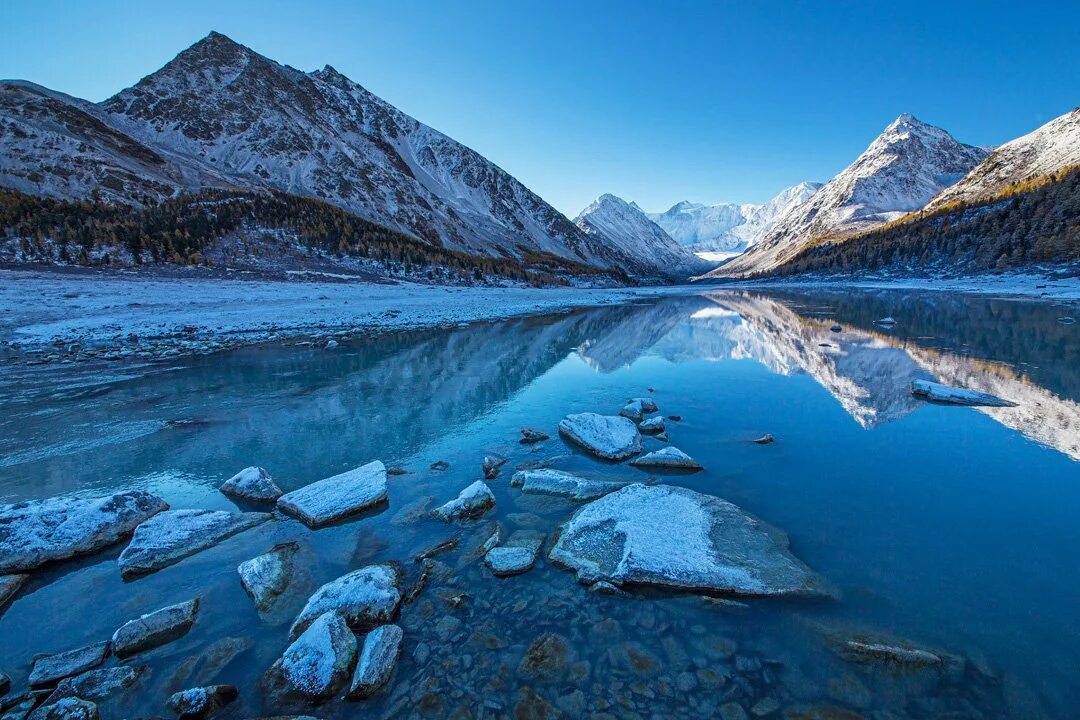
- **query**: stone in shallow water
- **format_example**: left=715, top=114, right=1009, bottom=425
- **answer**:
left=166, top=684, right=238, bottom=720
left=238, top=542, right=298, bottom=613
left=430, top=481, right=495, bottom=521
left=911, top=379, right=1015, bottom=407
left=112, top=598, right=199, bottom=657
left=44, top=667, right=142, bottom=705
left=638, top=416, right=666, bottom=434
left=348, top=624, right=403, bottom=699
left=629, top=446, right=703, bottom=470
left=0, top=491, right=168, bottom=574
left=219, top=467, right=282, bottom=502
left=29, top=642, right=110, bottom=687
left=0, top=574, right=28, bottom=613
left=482, top=455, right=507, bottom=480
left=841, top=640, right=942, bottom=666
left=276, top=461, right=388, bottom=528
left=28, top=697, right=98, bottom=720
left=519, top=428, right=550, bottom=444
left=290, top=564, right=401, bottom=639
left=484, top=530, right=546, bottom=577
left=117, top=510, right=272, bottom=578
left=558, top=413, right=642, bottom=461
left=619, top=399, right=646, bottom=422
left=549, top=483, right=824, bottom=596
left=279, top=612, right=357, bottom=699
left=510, top=470, right=629, bottom=502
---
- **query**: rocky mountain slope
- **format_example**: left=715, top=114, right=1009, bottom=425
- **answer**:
left=707, top=114, right=989, bottom=278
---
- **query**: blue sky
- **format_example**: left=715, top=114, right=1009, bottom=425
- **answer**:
left=3, top=0, right=1078, bottom=216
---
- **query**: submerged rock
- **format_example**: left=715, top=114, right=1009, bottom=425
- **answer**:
left=510, top=470, right=628, bottom=502
left=279, top=612, right=357, bottom=699
left=112, top=598, right=199, bottom=657
left=44, top=667, right=142, bottom=704
left=518, top=633, right=570, bottom=681
left=429, top=460, right=450, bottom=471
left=238, top=542, right=298, bottom=613
left=482, top=455, right=507, bottom=480
left=911, top=379, right=1015, bottom=407
left=348, top=624, right=403, bottom=699
left=549, top=484, right=823, bottom=596
left=290, top=564, right=401, bottom=639
left=841, top=640, right=943, bottom=667
left=166, top=685, right=238, bottom=720
left=117, top=510, right=272, bottom=578
left=638, top=416, right=666, bottom=434
left=752, top=434, right=775, bottom=445
left=484, top=530, right=545, bottom=577
left=0, top=672, right=9, bottom=696
left=0, top=491, right=168, bottom=574
left=430, top=481, right=495, bottom=522
left=276, top=461, right=388, bottom=528
left=28, top=697, right=98, bottom=720
left=0, top=574, right=28, bottom=613
left=385, top=466, right=409, bottom=476
left=29, top=642, right=110, bottom=687
left=519, top=428, right=550, bottom=444
left=219, top=467, right=282, bottom=503
left=558, top=413, right=642, bottom=461
left=629, top=446, right=703, bottom=470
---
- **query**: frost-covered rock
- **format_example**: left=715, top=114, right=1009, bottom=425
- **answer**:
left=112, top=598, right=199, bottom=657
left=238, top=542, right=297, bottom=613
left=117, top=510, right=271, bottom=578
left=510, top=469, right=629, bottom=502
left=348, top=624, right=403, bottom=699
left=166, top=684, right=238, bottom=720
left=290, top=565, right=401, bottom=639
left=280, top=612, right=357, bottom=699
left=0, top=573, right=28, bottom=612
left=629, top=447, right=703, bottom=470
left=43, top=666, right=142, bottom=705
left=219, top=467, right=282, bottom=502
left=484, top=530, right=545, bottom=577
left=430, top=481, right=495, bottom=522
left=638, top=416, right=666, bottom=434
left=29, top=642, right=110, bottom=687
left=28, top=697, right=98, bottom=720
left=276, top=461, right=387, bottom=528
left=519, top=428, right=550, bottom=444
left=558, top=413, right=642, bottom=461
left=482, top=456, right=507, bottom=480
left=549, top=484, right=823, bottom=596
left=619, top=399, right=645, bottom=422
left=911, top=380, right=1015, bottom=407
left=0, top=491, right=168, bottom=573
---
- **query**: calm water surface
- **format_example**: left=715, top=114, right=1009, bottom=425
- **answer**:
left=1, top=289, right=1078, bottom=719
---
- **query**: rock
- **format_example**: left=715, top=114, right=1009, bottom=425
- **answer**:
left=753, top=434, right=775, bottom=445
left=429, top=460, right=450, bottom=471
left=840, top=640, right=942, bottom=666
left=557, top=413, right=642, bottom=461
left=638, top=417, right=665, bottom=434
left=325, top=339, right=338, bottom=349
left=280, top=612, right=357, bottom=699
left=0, top=491, right=168, bottom=574
left=348, top=624, right=403, bottom=699
left=0, top=672, right=8, bottom=697
left=720, top=702, right=749, bottom=720
left=238, top=542, right=298, bottom=612
left=29, top=642, right=110, bottom=687
left=549, top=484, right=824, bottom=596
left=830, top=324, right=843, bottom=333
left=911, top=379, right=1015, bottom=407
left=1058, top=316, right=1076, bottom=324
left=166, top=685, right=238, bottom=719
left=430, top=481, right=495, bottom=521
left=385, top=466, right=409, bottom=476
left=513, top=687, right=563, bottom=720
left=518, top=634, right=569, bottom=681
left=519, top=429, right=550, bottom=444
left=669, top=415, right=682, bottom=421
left=628, top=447, right=703, bottom=470
left=484, top=530, right=545, bottom=577
left=117, top=510, right=272, bottom=578
left=219, top=467, right=282, bottom=502
left=875, top=316, right=897, bottom=326
left=482, top=456, right=507, bottom=480
left=112, top=598, right=200, bottom=657
left=510, top=469, right=629, bottom=502
left=1, top=693, right=41, bottom=720
left=290, top=564, right=401, bottom=639
left=751, top=697, right=780, bottom=716
left=619, top=400, right=646, bottom=422
left=0, top=574, right=28, bottom=613
left=413, top=538, right=458, bottom=563
left=276, top=461, right=388, bottom=528
left=44, top=667, right=142, bottom=704
left=28, top=698, right=97, bottom=720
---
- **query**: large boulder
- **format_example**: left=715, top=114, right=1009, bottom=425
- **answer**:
left=237, top=542, right=298, bottom=613
left=290, top=565, right=401, bottom=639
left=279, top=612, right=357, bottom=699
left=348, top=624, right=403, bottom=699
left=430, top=481, right=495, bottom=521
left=219, top=467, right=282, bottom=503
left=549, top=484, right=824, bottom=596
left=166, top=685, right=238, bottom=720
left=558, top=413, right=641, bottom=461
left=0, top=491, right=167, bottom=574
left=510, top=469, right=629, bottom=502
left=117, top=510, right=272, bottom=578
left=276, top=461, right=387, bottom=528
left=628, top=447, right=703, bottom=471
left=112, top=598, right=199, bottom=657
left=911, top=380, right=1015, bottom=407
left=29, top=642, right=110, bottom=687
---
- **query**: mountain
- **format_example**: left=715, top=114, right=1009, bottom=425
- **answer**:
left=574, top=194, right=709, bottom=279
left=706, top=114, right=990, bottom=278
left=925, top=107, right=1080, bottom=211
left=0, top=32, right=670, bottom=281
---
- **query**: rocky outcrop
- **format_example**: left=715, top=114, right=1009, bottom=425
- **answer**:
left=117, top=510, right=271, bottom=578
left=276, top=461, right=387, bottom=528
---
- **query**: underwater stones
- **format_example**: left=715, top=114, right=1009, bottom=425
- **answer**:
left=558, top=413, right=642, bottom=461
left=112, top=598, right=199, bottom=657
left=238, top=542, right=298, bottom=613
left=518, top=634, right=570, bottom=681
left=290, top=564, right=401, bottom=639
left=513, top=687, right=562, bottom=720
left=911, top=380, right=1015, bottom=407
left=519, top=428, right=550, bottom=444
left=348, top=624, right=403, bottom=699
left=29, top=697, right=98, bottom=720
left=840, top=640, right=943, bottom=667
left=0, top=491, right=168, bottom=574
left=549, top=483, right=823, bottom=596
left=0, top=574, right=27, bottom=613
left=638, top=416, right=666, bottom=434
left=117, top=510, right=271, bottom=578
left=219, top=467, right=282, bottom=503
left=628, top=447, right=703, bottom=471
left=510, top=469, right=628, bottom=502
left=430, top=481, right=495, bottom=521
left=29, top=642, right=110, bottom=687
left=43, top=667, right=142, bottom=705
left=429, top=460, right=450, bottom=471
left=279, top=612, right=357, bottom=700
left=484, top=530, right=545, bottom=577
left=482, top=455, right=507, bottom=480
left=276, top=461, right=388, bottom=528
left=166, top=685, right=238, bottom=720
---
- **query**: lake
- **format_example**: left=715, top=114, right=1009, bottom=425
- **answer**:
left=1, top=288, right=1078, bottom=719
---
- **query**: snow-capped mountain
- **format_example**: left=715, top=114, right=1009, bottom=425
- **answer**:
left=707, top=114, right=989, bottom=278
left=926, top=107, right=1080, bottom=211
left=0, top=32, right=670, bottom=279
left=574, top=194, right=710, bottom=279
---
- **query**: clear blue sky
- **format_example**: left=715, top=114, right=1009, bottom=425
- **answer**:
left=2, top=0, right=1078, bottom=216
